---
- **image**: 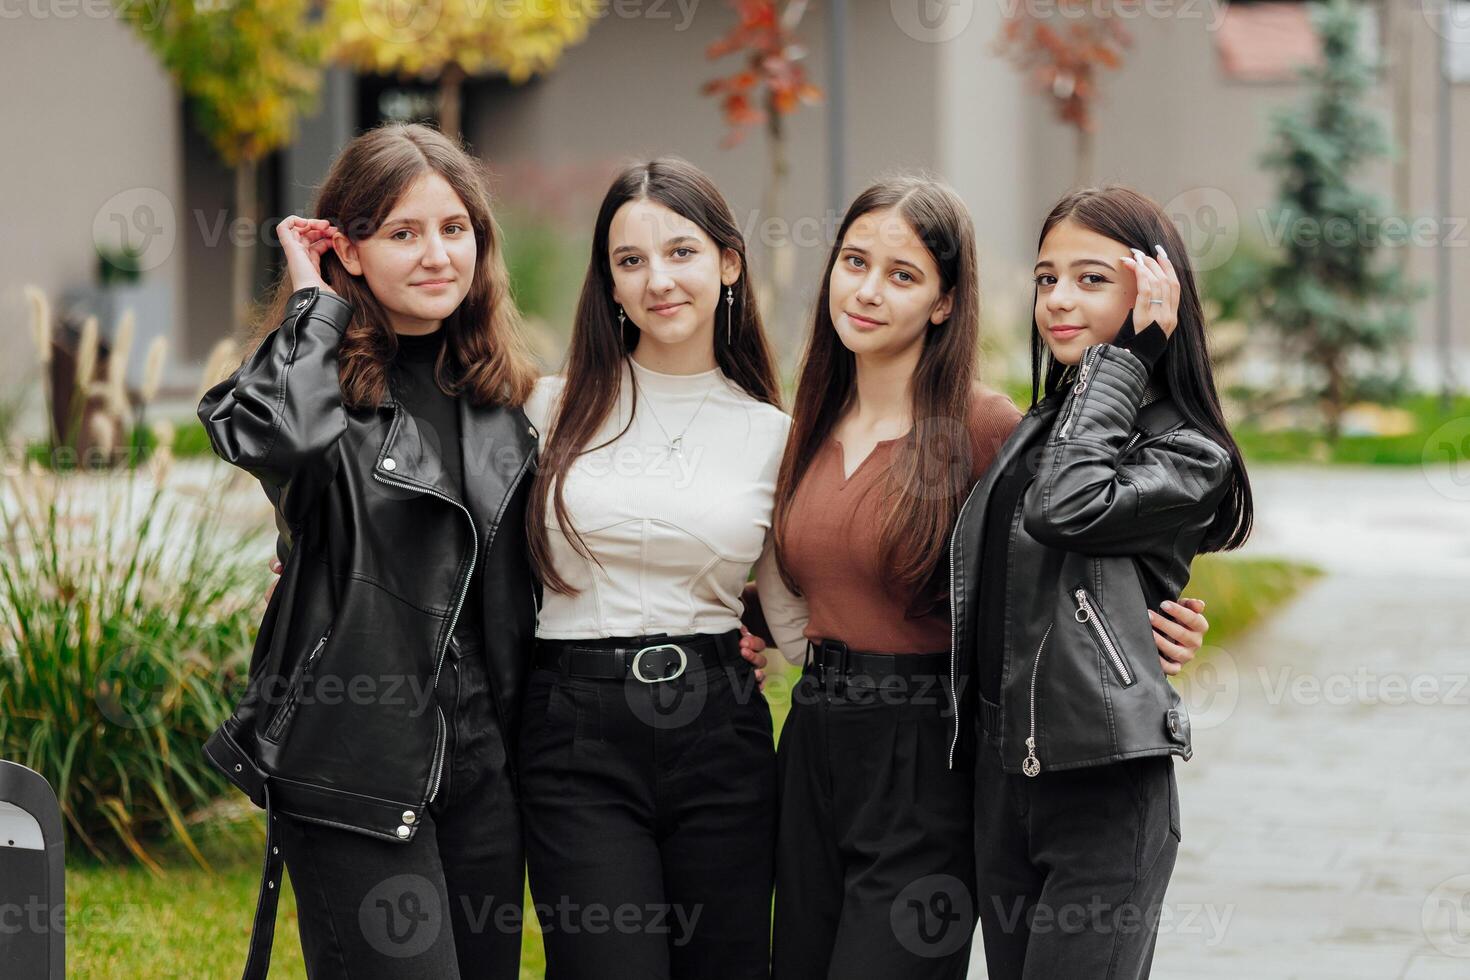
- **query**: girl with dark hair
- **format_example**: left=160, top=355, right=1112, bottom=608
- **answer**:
left=200, top=123, right=540, bottom=979
left=768, top=176, right=1213, bottom=980
left=960, top=185, right=1253, bottom=979
left=518, top=157, right=806, bottom=980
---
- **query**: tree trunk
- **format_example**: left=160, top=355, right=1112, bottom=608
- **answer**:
left=1323, top=351, right=1345, bottom=443
left=438, top=63, right=465, bottom=141
left=232, top=158, right=259, bottom=334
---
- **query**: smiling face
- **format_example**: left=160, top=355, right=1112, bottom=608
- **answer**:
left=1033, top=217, right=1138, bottom=366
left=334, top=170, right=477, bottom=336
left=608, top=197, right=740, bottom=352
left=828, top=207, right=953, bottom=359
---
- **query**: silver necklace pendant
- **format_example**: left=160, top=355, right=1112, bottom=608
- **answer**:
left=668, top=436, right=683, bottom=457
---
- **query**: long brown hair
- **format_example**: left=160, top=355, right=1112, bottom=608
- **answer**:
left=249, top=122, right=537, bottom=408
left=528, top=157, right=782, bottom=596
left=773, top=175, right=982, bottom=617
left=1030, top=186, right=1252, bottom=551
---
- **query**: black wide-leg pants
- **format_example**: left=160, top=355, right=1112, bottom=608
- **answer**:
left=772, top=659, right=978, bottom=980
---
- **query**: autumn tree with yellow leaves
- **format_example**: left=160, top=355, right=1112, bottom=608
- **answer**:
left=124, top=0, right=326, bottom=331
left=328, top=0, right=598, bottom=139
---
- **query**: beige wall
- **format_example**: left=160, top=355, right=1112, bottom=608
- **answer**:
left=935, top=0, right=1049, bottom=388
left=0, top=10, right=183, bottom=410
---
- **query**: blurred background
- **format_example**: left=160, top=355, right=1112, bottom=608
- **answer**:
left=2, top=1, right=1469, bottom=977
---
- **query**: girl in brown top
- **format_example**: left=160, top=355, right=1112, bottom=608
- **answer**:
left=767, top=175, right=1210, bottom=979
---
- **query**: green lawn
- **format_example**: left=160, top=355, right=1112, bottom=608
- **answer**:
left=66, top=555, right=1316, bottom=978
left=1231, top=393, right=1470, bottom=466
left=68, top=814, right=551, bottom=980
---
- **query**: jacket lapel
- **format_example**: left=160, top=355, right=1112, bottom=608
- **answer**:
left=375, top=399, right=466, bottom=506
left=952, top=397, right=1061, bottom=649
left=458, top=397, right=536, bottom=535
left=374, top=394, right=536, bottom=530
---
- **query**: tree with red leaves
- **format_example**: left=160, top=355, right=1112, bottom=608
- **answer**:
left=704, top=0, right=822, bottom=321
left=997, top=0, right=1133, bottom=185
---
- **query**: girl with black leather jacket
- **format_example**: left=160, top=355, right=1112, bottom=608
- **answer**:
left=200, top=123, right=543, bottom=980
left=959, top=186, right=1254, bottom=980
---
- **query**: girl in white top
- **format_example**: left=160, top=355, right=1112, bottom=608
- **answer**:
left=525, top=357, right=807, bottom=651
left=516, top=158, right=807, bottom=980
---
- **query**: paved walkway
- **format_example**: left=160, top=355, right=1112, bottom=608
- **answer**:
left=971, top=464, right=1470, bottom=979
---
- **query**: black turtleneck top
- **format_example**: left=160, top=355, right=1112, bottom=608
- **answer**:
left=390, top=329, right=483, bottom=647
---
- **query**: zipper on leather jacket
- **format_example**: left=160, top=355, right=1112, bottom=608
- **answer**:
left=1074, top=589, right=1135, bottom=686
left=263, top=629, right=332, bottom=742
left=1021, top=623, right=1052, bottom=778
left=946, top=476, right=989, bottom=769
left=1058, top=346, right=1101, bottom=440
left=483, top=451, right=536, bottom=788
left=425, top=705, right=448, bottom=802
left=373, top=462, right=479, bottom=805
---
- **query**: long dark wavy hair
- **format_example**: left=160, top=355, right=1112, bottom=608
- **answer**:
left=773, top=175, right=982, bottom=617
left=528, top=157, right=782, bottom=596
left=1030, top=186, right=1253, bottom=551
left=248, top=122, right=538, bottom=409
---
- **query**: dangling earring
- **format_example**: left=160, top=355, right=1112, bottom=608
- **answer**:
left=724, top=285, right=735, bottom=344
left=617, top=305, right=626, bottom=330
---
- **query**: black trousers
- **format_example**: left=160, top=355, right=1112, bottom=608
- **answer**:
left=772, top=658, right=977, bottom=980
left=518, top=631, right=777, bottom=980
left=276, top=636, right=524, bottom=979
left=973, top=735, right=1180, bottom=980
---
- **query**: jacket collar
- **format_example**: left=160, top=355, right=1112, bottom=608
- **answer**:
left=1136, top=395, right=1185, bottom=440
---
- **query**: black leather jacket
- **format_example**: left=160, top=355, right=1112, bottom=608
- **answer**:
left=198, top=286, right=538, bottom=840
left=947, top=341, right=1232, bottom=775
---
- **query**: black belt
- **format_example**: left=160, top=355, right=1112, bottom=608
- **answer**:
left=804, top=639, right=950, bottom=692
left=535, top=630, right=739, bottom=683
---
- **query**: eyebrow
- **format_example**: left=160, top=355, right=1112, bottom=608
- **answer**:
left=382, top=213, right=471, bottom=228
left=840, top=245, right=925, bottom=275
left=1033, top=258, right=1117, bottom=273
left=611, top=235, right=702, bottom=257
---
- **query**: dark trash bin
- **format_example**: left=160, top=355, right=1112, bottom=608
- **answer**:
left=0, top=761, right=65, bottom=979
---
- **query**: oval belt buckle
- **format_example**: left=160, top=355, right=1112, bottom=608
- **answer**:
left=631, top=643, right=688, bottom=684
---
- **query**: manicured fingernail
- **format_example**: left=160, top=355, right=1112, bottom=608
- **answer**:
left=1148, top=610, right=1160, bottom=619
left=1162, top=600, right=1177, bottom=611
